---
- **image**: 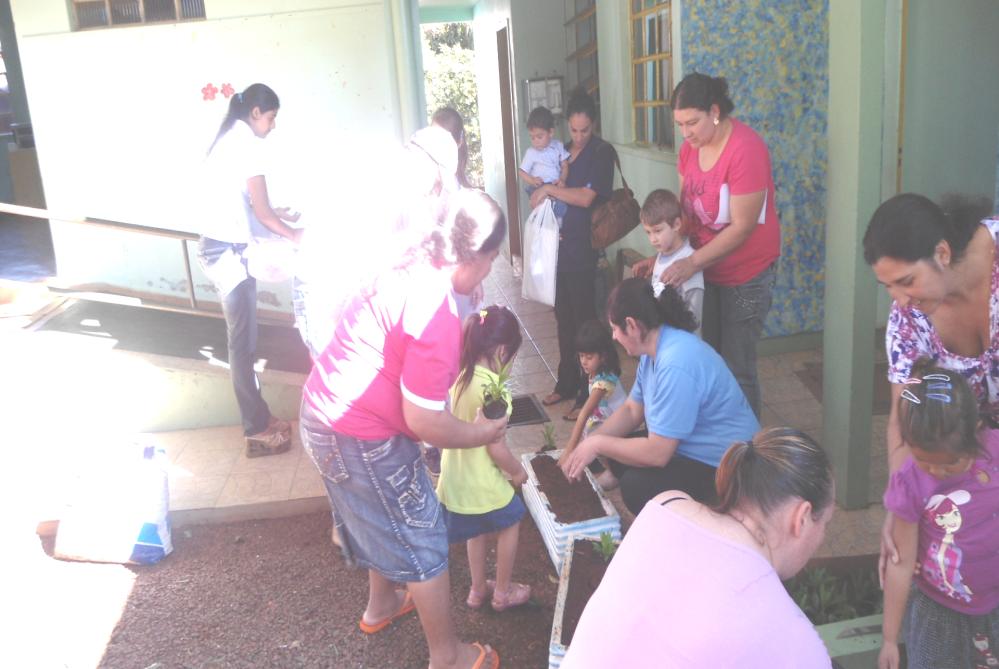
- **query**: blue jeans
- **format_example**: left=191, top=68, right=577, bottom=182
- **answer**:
left=198, top=238, right=271, bottom=436
left=299, top=405, right=449, bottom=582
left=702, top=264, right=776, bottom=418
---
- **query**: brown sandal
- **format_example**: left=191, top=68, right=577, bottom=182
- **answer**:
left=245, top=426, right=291, bottom=458
left=268, top=415, right=292, bottom=434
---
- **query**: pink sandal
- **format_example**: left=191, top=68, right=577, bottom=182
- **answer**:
left=466, top=580, right=495, bottom=609
left=491, top=582, right=531, bottom=612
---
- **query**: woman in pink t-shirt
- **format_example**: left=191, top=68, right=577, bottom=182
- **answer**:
left=561, top=427, right=834, bottom=668
left=300, top=189, right=508, bottom=669
left=636, top=73, right=780, bottom=418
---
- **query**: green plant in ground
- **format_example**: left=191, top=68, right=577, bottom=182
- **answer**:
left=784, top=566, right=883, bottom=626
left=481, top=362, right=512, bottom=419
left=539, top=423, right=557, bottom=452
left=593, top=532, right=618, bottom=563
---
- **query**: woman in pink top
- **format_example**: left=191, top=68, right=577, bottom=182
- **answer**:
left=562, top=427, right=834, bottom=669
left=300, top=189, right=508, bottom=669
left=635, top=73, right=780, bottom=418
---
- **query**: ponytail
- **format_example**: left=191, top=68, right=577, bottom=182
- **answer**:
left=208, top=83, right=280, bottom=155
left=454, top=305, right=522, bottom=399
left=713, top=427, right=832, bottom=520
left=671, top=72, right=735, bottom=118
left=606, top=278, right=697, bottom=335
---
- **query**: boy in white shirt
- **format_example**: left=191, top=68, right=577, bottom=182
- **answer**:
left=641, top=189, right=704, bottom=336
left=519, top=106, right=569, bottom=219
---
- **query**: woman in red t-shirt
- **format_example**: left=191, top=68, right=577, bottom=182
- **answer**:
left=636, top=73, right=780, bottom=417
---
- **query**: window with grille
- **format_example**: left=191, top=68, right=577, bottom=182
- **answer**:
left=631, top=0, right=673, bottom=149
left=73, top=0, right=206, bottom=30
left=565, top=0, right=599, bottom=117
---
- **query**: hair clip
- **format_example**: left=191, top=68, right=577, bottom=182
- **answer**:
left=926, top=382, right=952, bottom=392
left=479, top=309, right=488, bottom=324
left=902, top=377, right=922, bottom=385
left=926, top=393, right=952, bottom=404
left=922, top=373, right=951, bottom=382
left=901, top=388, right=921, bottom=405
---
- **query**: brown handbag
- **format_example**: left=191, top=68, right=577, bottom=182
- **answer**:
left=590, top=145, right=641, bottom=249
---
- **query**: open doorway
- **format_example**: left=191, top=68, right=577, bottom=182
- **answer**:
left=496, top=25, right=521, bottom=260
left=0, top=22, right=54, bottom=282
left=421, top=22, right=483, bottom=188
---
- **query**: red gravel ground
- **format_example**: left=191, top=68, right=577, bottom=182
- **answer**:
left=45, top=510, right=561, bottom=668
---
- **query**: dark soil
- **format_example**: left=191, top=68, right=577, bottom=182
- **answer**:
left=40, top=511, right=560, bottom=668
left=530, top=454, right=607, bottom=524
left=559, top=540, right=611, bottom=647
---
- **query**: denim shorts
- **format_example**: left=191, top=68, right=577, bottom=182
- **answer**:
left=299, top=410, right=448, bottom=582
left=443, top=493, right=526, bottom=544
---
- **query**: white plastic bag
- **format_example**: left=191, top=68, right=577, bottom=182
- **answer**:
left=521, top=199, right=559, bottom=306
left=54, top=442, right=173, bottom=565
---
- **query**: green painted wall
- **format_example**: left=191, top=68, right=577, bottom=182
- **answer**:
left=823, top=0, right=885, bottom=508
left=900, top=0, right=999, bottom=203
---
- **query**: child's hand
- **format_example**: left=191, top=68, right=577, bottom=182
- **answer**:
left=877, top=643, right=900, bottom=669
left=557, top=443, right=576, bottom=467
left=474, top=408, right=508, bottom=444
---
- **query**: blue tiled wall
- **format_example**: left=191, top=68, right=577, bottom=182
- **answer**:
left=682, top=0, right=828, bottom=336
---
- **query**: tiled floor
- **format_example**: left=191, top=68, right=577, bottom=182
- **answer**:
left=28, top=258, right=888, bottom=558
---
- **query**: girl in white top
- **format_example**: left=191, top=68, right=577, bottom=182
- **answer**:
left=197, top=83, right=302, bottom=457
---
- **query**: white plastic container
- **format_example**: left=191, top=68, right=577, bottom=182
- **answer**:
left=548, top=534, right=620, bottom=669
left=521, top=450, right=621, bottom=571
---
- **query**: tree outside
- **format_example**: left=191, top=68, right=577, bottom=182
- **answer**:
left=422, top=22, right=482, bottom=188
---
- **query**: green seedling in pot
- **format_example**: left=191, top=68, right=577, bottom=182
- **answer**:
left=481, top=361, right=513, bottom=419
left=594, top=531, right=618, bottom=562
left=539, top=423, right=557, bottom=452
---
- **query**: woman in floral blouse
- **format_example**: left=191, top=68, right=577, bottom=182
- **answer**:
left=863, top=191, right=996, bottom=577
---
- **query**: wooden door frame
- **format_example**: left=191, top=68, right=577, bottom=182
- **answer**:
left=496, top=25, right=522, bottom=260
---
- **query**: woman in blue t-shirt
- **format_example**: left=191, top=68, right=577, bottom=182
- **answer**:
left=561, top=278, right=759, bottom=513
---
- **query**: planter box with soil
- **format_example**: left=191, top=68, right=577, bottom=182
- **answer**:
left=521, top=450, right=621, bottom=570
left=548, top=535, right=619, bottom=668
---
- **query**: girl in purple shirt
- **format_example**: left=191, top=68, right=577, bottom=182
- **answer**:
left=880, top=359, right=999, bottom=669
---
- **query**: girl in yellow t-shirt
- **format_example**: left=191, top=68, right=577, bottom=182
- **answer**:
left=437, top=305, right=531, bottom=612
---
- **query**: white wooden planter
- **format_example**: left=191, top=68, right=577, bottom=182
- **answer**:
left=521, top=450, right=621, bottom=571
left=548, top=534, right=619, bottom=669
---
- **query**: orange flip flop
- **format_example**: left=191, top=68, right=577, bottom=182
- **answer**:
left=358, top=591, right=416, bottom=634
left=470, top=642, right=500, bottom=669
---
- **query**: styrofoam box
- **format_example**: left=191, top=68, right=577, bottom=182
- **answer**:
left=521, top=450, right=621, bottom=572
left=548, top=534, right=620, bottom=669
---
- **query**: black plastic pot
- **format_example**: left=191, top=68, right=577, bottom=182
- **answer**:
left=482, top=399, right=508, bottom=419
